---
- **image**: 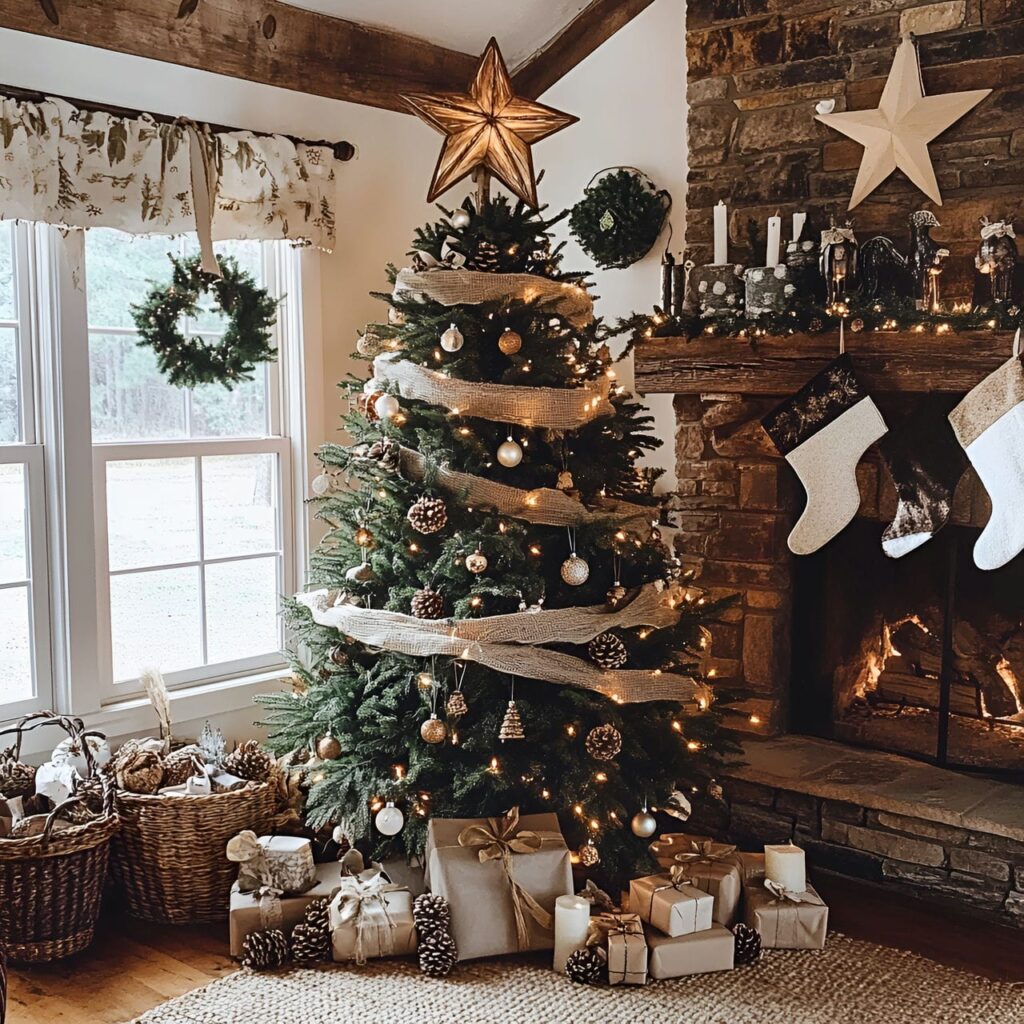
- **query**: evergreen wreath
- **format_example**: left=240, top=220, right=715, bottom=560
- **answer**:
left=569, top=168, right=670, bottom=270
left=131, top=253, right=279, bottom=389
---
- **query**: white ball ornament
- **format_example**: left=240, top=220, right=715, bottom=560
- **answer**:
left=311, top=472, right=332, bottom=496
left=374, top=393, right=400, bottom=420
left=497, top=436, right=523, bottom=468
left=375, top=800, right=405, bottom=836
left=560, top=553, right=591, bottom=586
left=465, top=548, right=488, bottom=574
left=440, top=323, right=464, bottom=352
left=631, top=809, right=657, bottom=838
left=451, top=208, right=471, bottom=229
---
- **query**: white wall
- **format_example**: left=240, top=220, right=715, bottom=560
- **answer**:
left=0, top=1, right=685, bottom=749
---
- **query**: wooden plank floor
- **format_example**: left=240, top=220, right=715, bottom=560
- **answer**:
left=7, top=875, right=1024, bottom=1023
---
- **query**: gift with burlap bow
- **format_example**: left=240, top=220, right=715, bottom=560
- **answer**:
left=629, top=864, right=715, bottom=937
left=671, top=838, right=743, bottom=927
left=742, top=879, right=829, bottom=950
left=587, top=912, right=647, bottom=986
left=424, top=807, right=573, bottom=960
left=329, top=865, right=417, bottom=964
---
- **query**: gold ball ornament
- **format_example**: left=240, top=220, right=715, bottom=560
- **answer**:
left=440, top=323, right=464, bottom=353
left=420, top=713, right=448, bottom=744
left=354, top=526, right=375, bottom=549
left=631, top=809, right=657, bottom=838
left=465, top=549, right=488, bottom=574
left=498, top=327, right=522, bottom=355
left=496, top=436, right=523, bottom=468
left=415, top=670, right=435, bottom=692
left=560, top=553, right=590, bottom=586
left=316, top=734, right=342, bottom=760
left=578, top=841, right=600, bottom=867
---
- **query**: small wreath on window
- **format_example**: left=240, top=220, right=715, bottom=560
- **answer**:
left=569, top=167, right=671, bottom=270
left=131, top=253, right=280, bottom=389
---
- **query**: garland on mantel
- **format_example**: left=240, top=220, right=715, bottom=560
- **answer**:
left=616, top=296, right=1024, bottom=351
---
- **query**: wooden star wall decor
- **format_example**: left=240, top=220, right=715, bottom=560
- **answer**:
left=403, top=37, right=578, bottom=208
left=816, top=35, right=990, bottom=209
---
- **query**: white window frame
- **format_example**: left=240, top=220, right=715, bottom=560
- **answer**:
left=0, top=226, right=316, bottom=735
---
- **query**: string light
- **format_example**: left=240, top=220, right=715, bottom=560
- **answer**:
left=594, top=771, right=608, bottom=783
left=573, top=803, right=584, bottom=816
left=541, top=788, right=551, bottom=799
left=488, top=756, right=500, bottom=773
left=686, top=740, right=701, bottom=752
left=565, top=724, right=577, bottom=737
left=392, top=764, right=406, bottom=780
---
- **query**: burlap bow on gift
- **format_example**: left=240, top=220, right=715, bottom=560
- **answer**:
left=763, top=879, right=825, bottom=905
left=457, top=807, right=555, bottom=950
left=673, top=839, right=737, bottom=878
left=226, top=830, right=284, bottom=928
left=333, top=866, right=404, bottom=965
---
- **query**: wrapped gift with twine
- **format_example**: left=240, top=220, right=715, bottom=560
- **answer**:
left=629, top=865, right=714, bottom=938
left=587, top=913, right=647, bottom=986
left=424, top=807, right=572, bottom=960
left=673, top=838, right=742, bottom=927
left=329, top=865, right=417, bottom=964
left=743, top=879, right=828, bottom=950
left=225, top=830, right=316, bottom=896
left=228, top=860, right=347, bottom=957
left=644, top=922, right=735, bottom=980
left=649, top=832, right=715, bottom=870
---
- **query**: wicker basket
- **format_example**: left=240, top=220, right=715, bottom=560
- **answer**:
left=0, top=712, right=118, bottom=963
left=110, top=782, right=276, bottom=923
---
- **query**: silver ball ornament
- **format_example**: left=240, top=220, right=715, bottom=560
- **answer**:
left=374, top=393, right=400, bottom=420
left=560, top=553, right=590, bottom=586
left=631, top=810, right=657, bottom=838
left=496, top=437, right=523, bottom=468
left=451, top=208, right=471, bottom=229
left=440, top=324, right=464, bottom=352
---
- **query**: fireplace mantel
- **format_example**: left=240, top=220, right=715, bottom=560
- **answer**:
left=635, top=331, right=1018, bottom=396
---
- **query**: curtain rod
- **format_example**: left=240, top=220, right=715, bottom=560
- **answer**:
left=0, top=82, right=356, bottom=162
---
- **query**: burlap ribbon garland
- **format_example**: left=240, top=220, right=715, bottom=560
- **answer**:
left=385, top=442, right=655, bottom=533
left=372, top=355, right=614, bottom=430
left=457, top=808, right=556, bottom=950
left=295, top=584, right=709, bottom=706
left=334, top=867, right=403, bottom=965
left=393, top=267, right=595, bottom=329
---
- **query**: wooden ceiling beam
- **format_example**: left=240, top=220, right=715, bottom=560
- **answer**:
left=0, top=0, right=479, bottom=113
left=512, top=0, right=657, bottom=99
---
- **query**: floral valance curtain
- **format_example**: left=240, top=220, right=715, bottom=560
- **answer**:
left=0, top=95, right=339, bottom=255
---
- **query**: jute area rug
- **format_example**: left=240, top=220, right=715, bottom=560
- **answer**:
left=133, top=933, right=1024, bottom=1024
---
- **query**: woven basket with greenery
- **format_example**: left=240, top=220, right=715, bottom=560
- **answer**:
left=0, top=712, right=118, bottom=963
left=110, top=782, right=276, bottom=924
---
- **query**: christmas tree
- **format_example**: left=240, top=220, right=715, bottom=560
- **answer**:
left=257, top=190, right=741, bottom=883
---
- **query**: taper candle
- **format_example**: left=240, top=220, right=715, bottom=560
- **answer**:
left=792, top=211, right=807, bottom=244
left=660, top=250, right=674, bottom=312
left=766, top=212, right=782, bottom=268
left=553, top=894, right=591, bottom=972
left=764, top=841, right=806, bottom=893
left=713, top=200, right=728, bottom=265
left=671, top=262, right=687, bottom=318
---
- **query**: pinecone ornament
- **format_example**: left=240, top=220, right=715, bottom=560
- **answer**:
left=414, top=893, right=457, bottom=978
left=588, top=632, right=627, bottom=669
left=585, top=724, right=622, bottom=761
left=445, top=690, right=468, bottom=717
left=161, top=745, right=205, bottom=787
left=365, top=437, right=401, bottom=473
left=411, top=587, right=446, bottom=619
left=565, top=947, right=605, bottom=984
left=407, top=496, right=448, bottom=534
left=290, top=920, right=330, bottom=966
left=467, top=239, right=501, bottom=272
left=241, top=928, right=290, bottom=971
left=499, top=700, right=525, bottom=741
left=732, top=923, right=763, bottom=965
left=578, top=841, right=600, bottom=867
left=0, top=747, right=36, bottom=799
left=223, top=740, right=274, bottom=783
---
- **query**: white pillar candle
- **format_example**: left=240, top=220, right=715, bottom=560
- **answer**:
left=764, top=842, right=806, bottom=893
left=553, top=894, right=591, bottom=972
left=766, top=212, right=782, bottom=268
left=713, top=200, right=728, bottom=265
left=792, top=210, right=807, bottom=244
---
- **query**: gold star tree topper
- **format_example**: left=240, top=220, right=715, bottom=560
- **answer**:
left=403, top=38, right=577, bottom=208
left=816, top=36, right=990, bottom=209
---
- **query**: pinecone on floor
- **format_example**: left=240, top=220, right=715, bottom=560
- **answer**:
left=241, top=928, right=290, bottom=971
left=290, top=920, right=330, bottom=966
left=413, top=893, right=457, bottom=978
left=411, top=587, right=445, bottom=619
left=565, top=947, right=605, bottom=984
left=407, top=496, right=448, bottom=535
left=588, top=632, right=627, bottom=669
left=0, top=747, right=36, bottom=798
left=467, top=239, right=501, bottom=272
left=413, top=893, right=451, bottom=933
left=223, top=740, right=273, bottom=783
left=732, top=922, right=763, bottom=965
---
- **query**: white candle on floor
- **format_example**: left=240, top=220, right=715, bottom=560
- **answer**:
left=553, top=894, right=591, bottom=973
left=713, top=200, right=728, bottom=265
left=765, top=841, right=806, bottom=893
left=766, top=212, right=782, bottom=268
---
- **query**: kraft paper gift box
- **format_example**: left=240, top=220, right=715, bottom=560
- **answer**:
left=424, top=808, right=573, bottom=961
left=229, top=860, right=346, bottom=957
left=672, top=839, right=743, bottom=927
left=649, top=832, right=714, bottom=870
left=729, top=851, right=766, bottom=885
left=587, top=913, right=647, bottom=986
left=644, top=922, right=735, bottom=979
left=258, top=835, right=317, bottom=895
left=329, top=868, right=418, bottom=964
left=629, top=868, right=714, bottom=938
left=743, top=880, right=829, bottom=950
